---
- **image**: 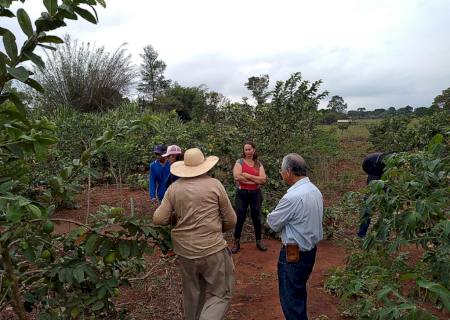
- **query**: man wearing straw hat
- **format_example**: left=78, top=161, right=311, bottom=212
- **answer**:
left=153, top=148, right=237, bottom=320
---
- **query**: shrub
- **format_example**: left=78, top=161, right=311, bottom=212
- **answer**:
left=34, top=35, right=136, bottom=112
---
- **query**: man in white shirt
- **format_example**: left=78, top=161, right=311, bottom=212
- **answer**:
left=267, top=153, right=323, bottom=320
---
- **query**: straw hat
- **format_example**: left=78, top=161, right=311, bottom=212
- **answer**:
left=170, top=148, right=219, bottom=178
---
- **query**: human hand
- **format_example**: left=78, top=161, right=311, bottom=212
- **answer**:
left=151, top=198, right=159, bottom=206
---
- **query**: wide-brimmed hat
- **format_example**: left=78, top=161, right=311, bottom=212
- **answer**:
left=162, top=145, right=182, bottom=157
left=170, top=148, right=219, bottom=178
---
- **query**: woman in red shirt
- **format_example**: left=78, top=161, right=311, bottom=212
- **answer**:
left=231, top=141, right=267, bottom=253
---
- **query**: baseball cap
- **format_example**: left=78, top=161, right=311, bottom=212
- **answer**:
left=162, top=145, right=182, bottom=157
left=153, top=144, right=167, bottom=155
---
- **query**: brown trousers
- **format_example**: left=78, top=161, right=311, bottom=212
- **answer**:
left=178, top=248, right=235, bottom=320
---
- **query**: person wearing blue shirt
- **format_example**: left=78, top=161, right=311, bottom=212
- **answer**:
left=149, top=144, right=170, bottom=204
left=267, top=153, right=323, bottom=320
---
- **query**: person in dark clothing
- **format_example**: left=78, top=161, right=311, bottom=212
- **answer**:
left=163, top=145, right=184, bottom=188
left=362, top=152, right=386, bottom=184
left=357, top=152, right=388, bottom=237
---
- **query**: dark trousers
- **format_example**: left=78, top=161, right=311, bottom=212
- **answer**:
left=357, top=195, right=371, bottom=237
left=278, top=246, right=317, bottom=320
left=234, top=189, right=262, bottom=241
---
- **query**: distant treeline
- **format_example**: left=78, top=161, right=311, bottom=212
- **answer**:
left=320, top=105, right=442, bottom=124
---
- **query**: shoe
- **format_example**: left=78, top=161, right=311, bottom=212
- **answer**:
left=231, top=239, right=240, bottom=254
left=256, top=240, right=267, bottom=251
left=160, top=249, right=176, bottom=258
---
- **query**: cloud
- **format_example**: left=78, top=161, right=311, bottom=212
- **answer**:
left=2, top=0, right=450, bottom=110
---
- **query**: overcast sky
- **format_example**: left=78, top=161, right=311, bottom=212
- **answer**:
left=5, top=0, right=450, bottom=109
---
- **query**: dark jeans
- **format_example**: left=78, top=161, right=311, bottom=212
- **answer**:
left=278, top=246, right=317, bottom=320
left=234, top=189, right=262, bottom=241
left=357, top=195, right=371, bottom=237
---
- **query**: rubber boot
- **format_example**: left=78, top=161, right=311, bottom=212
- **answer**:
left=256, top=240, right=267, bottom=251
left=231, top=239, right=240, bottom=254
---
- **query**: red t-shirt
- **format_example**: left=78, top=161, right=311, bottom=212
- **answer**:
left=239, top=160, right=260, bottom=190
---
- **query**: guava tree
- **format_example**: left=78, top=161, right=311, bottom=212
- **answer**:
left=0, top=1, right=170, bottom=319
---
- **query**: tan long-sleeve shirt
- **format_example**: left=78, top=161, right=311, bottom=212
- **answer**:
left=153, top=174, right=237, bottom=259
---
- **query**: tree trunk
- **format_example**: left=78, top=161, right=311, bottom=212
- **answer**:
left=0, top=243, right=27, bottom=320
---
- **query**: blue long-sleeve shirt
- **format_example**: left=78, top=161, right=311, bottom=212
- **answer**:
left=149, top=160, right=170, bottom=201
left=267, top=177, right=323, bottom=251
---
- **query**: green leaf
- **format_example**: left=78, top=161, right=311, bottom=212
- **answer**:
left=17, top=8, right=33, bottom=37
left=89, top=5, right=98, bottom=22
left=49, top=176, right=63, bottom=193
left=18, top=197, right=32, bottom=207
left=399, top=273, right=419, bottom=281
left=80, top=149, right=92, bottom=164
left=19, top=134, right=35, bottom=142
left=119, top=241, right=130, bottom=259
left=376, top=286, right=393, bottom=301
left=27, top=204, right=42, bottom=219
left=3, top=31, right=18, bottom=60
left=60, top=166, right=73, bottom=180
left=0, top=27, right=13, bottom=36
left=96, top=287, right=107, bottom=299
left=58, top=3, right=73, bottom=14
left=36, top=43, right=57, bottom=51
left=23, top=246, right=36, bottom=262
left=46, top=204, right=56, bottom=216
left=34, top=141, right=48, bottom=159
left=0, top=50, right=7, bottom=74
left=35, top=16, right=66, bottom=33
left=0, top=180, right=14, bottom=193
left=25, top=78, right=44, bottom=92
left=416, top=279, right=450, bottom=311
left=73, top=6, right=97, bottom=24
left=91, top=300, right=104, bottom=311
left=24, top=52, right=45, bottom=69
left=0, top=8, right=15, bottom=18
left=38, top=35, right=64, bottom=44
left=85, top=234, right=99, bottom=255
left=6, top=204, right=23, bottom=223
left=43, top=0, right=57, bottom=16
left=405, top=211, right=421, bottom=228
left=7, top=92, right=28, bottom=120
left=7, top=66, right=30, bottom=82
left=37, top=312, right=52, bottom=320
left=429, top=133, right=443, bottom=146
left=82, top=265, right=98, bottom=282
left=438, top=220, right=450, bottom=237
left=59, top=268, right=74, bottom=283
left=73, top=268, right=85, bottom=283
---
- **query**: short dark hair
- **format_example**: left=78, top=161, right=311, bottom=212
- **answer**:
left=281, top=153, right=307, bottom=176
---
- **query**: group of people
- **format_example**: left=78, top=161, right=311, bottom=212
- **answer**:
left=148, top=144, right=184, bottom=204
left=150, top=142, right=324, bottom=320
left=149, top=141, right=389, bottom=320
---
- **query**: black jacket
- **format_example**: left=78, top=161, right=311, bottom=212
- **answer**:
left=362, top=152, right=385, bottom=184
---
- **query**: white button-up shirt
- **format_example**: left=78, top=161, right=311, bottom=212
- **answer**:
left=267, top=177, right=323, bottom=251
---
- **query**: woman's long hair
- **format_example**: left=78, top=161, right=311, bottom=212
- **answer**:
left=175, top=152, right=184, bottom=162
left=241, top=141, right=260, bottom=169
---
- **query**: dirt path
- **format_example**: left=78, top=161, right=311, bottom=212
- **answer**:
left=227, top=239, right=346, bottom=320
left=50, top=186, right=349, bottom=320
